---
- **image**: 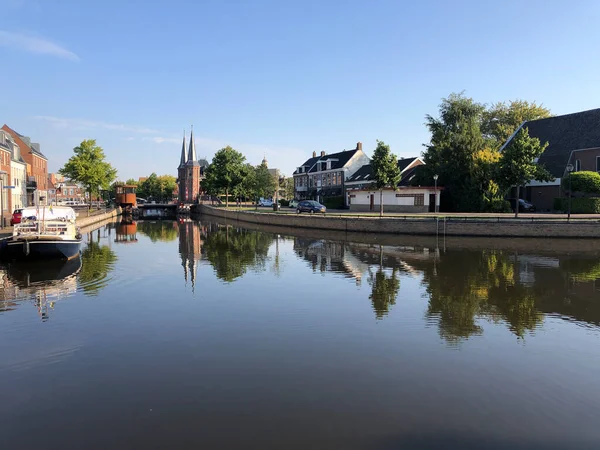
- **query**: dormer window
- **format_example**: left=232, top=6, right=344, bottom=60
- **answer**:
left=327, top=161, right=331, bottom=170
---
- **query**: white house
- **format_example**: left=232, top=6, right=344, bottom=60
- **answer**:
left=348, top=186, right=441, bottom=213
left=9, top=140, right=27, bottom=210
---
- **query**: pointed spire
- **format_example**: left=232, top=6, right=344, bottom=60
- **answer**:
left=187, top=125, right=197, bottom=163
left=179, top=130, right=187, bottom=168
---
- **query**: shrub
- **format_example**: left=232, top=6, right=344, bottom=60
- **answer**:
left=561, top=171, right=600, bottom=194
left=553, top=197, right=600, bottom=214
left=279, top=199, right=289, bottom=207
left=322, top=196, right=345, bottom=209
left=485, top=198, right=512, bottom=213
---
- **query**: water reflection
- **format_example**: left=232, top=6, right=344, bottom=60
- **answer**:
left=0, top=256, right=81, bottom=320
left=202, top=223, right=274, bottom=282
left=114, top=219, right=138, bottom=244
left=78, top=231, right=118, bottom=296
left=137, top=220, right=178, bottom=242
left=198, top=223, right=600, bottom=342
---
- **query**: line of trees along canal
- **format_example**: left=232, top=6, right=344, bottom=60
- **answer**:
left=415, top=92, right=554, bottom=213
left=200, top=146, right=278, bottom=207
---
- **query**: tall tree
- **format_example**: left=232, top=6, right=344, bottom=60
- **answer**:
left=209, top=146, right=247, bottom=207
left=59, top=139, right=117, bottom=204
left=422, top=93, right=487, bottom=212
left=496, top=128, right=552, bottom=217
left=371, top=140, right=401, bottom=217
left=158, top=175, right=177, bottom=202
left=283, top=177, right=294, bottom=200
left=252, top=163, right=276, bottom=206
left=125, top=178, right=138, bottom=186
left=483, top=100, right=552, bottom=148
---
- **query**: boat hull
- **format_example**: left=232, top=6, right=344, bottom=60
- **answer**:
left=3, top=239, right=81, bottom=260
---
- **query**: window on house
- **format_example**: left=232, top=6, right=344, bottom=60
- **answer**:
left=576, top=159, right=581, bottom=172
left=414, top=194, right=425, bottom=206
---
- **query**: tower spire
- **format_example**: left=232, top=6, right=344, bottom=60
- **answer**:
left=187, top=126, right=197, bottom=163
left=179, top=130, right=187, bottom=167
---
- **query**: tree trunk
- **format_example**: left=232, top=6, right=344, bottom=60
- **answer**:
left=514, top=185, right=520, bottom=218
left=225, top=188, right=229, bottom=208
left=379, top=189, right=384, bottom=217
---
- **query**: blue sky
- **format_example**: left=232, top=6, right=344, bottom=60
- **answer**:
left=1, top=0, right=599, bottom=180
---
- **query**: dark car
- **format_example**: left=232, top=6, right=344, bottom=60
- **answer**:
left=296, top=200, right=326, bottom=214
left=10, top=209, right=23, bottom=226
left=508, top=198, right=536, bottom=213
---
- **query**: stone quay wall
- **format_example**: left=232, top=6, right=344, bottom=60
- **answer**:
left=192, top=205, right=600, bottom=239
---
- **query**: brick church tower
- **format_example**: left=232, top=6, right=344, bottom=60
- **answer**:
left=177, top=129, right=201, bottom=203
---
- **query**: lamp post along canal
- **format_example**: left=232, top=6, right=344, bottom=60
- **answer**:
left=566, top=163, right=574, bottom=222
left=433, top=174, right=439, bottom=213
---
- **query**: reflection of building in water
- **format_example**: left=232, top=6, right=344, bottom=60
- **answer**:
left=0, top=257, right=81, bottom=320
left=178, top=219, right=207, bottom=290
left=293, top=238, right=433, bottom=285
left=115, top=220, right=138, bottom=244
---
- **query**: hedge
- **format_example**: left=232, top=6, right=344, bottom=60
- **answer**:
left=553, top=197, right=600, bottom=214
left=322, top=196, right=345, bottom=209
left=561, top=171, right=600, bottom=194
left=485, top=199, right=512, bottom=213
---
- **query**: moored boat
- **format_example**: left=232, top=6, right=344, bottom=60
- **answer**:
left=3, top=206, right=82, bottom=260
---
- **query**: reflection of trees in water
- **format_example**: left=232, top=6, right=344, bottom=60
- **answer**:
left=203, top=226, right=274, bottom=282
left=424, top=250, right=543, bottom=343
left=369, top=267, right=400, bottom=319
left=137, top=221, right=178, bottom=242
left=79, top=241, right=118, bottom=296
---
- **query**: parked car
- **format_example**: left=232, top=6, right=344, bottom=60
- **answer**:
left=10, top=209, right=23, bottom=226
left=508, top=198, right=536, bottom=212
left=296, top=200, right=326, bottom=214
left=289, top=199, right=299, bottom=208
left=258, top=199, right=273, bottom=207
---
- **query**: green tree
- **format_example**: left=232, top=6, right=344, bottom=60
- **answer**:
left=137, top=173, right=161, bottom=200
left=369, top=267, right=401, bottom=319
left=59, top=139, right=117, bottom=204
left=201, top=165, right=219, bottom=198
left=371, top=140, right=400, bottom=217
left=483, top=100, right=552, bottom=148
left=125, top=178, right=138, bottom=186
left=283, top=177, right=294, bottom=200
left=496, top=128, right=552, bottom=217
left=421, top=93, right=487, bottom=212
left=208, top=146, right=247, bottom=207
left=158, top=175, right=177, bottom=202
left=252, top=163, right=276, bottom=206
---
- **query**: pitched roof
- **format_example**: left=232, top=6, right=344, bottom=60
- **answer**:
left=397, top=157, right=418, bottom=172
left=186, top=129, right=199, bottom=166
left=1, top=125, right=47, bottom=159
left=293, top=155, right=321, bottom=175
left=507, top=108, right=600, bottom=179
left=179, top=134, right=187, bottom=167
left=346, top=164, right=373, bottom=182
left=30, top=142, right=46, bottom=159
left=308, top=149, right=358, bottom=173
left=346, top=157, right=421, bottom=183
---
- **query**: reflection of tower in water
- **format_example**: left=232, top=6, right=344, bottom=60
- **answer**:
left=178, top=219, right=205, bottom=291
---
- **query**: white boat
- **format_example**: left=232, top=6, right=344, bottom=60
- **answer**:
left=3, top=206, right=82, bottom=260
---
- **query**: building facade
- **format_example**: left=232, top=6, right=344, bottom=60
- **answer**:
left=1, top=125, right=48, bottom=205
left=48, top=173, right=84, bottom=204
left=177, top=130, right=208, bottom=203
left=10, top=143, right=27, bottom=211
left=501, top=108, right=600, bottom=211
left=293, top=142, right=370, bottom=206
left=0, top=131, right=13, bottom=221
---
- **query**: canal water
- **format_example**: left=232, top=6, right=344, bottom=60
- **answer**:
left=1, top=219, right=600, bottom=449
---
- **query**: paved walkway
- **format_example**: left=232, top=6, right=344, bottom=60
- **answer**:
left=224, top=206, right=600, bottom=220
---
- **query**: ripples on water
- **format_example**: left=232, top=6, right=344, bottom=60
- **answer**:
left=1, top=219, right=600, bottom=449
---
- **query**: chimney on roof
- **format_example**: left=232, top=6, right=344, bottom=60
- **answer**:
left=312, top=151, right=316, bottom=158
left=357, top=142, right=362, bottom=151
left=320, top=151, right=326, bottom=157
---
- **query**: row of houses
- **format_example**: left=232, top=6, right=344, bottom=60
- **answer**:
left=292, top=142, right=440, bottom=212
left=292, top=108, right=600, bottom=213
left=0, top=124, right=86, bottom=224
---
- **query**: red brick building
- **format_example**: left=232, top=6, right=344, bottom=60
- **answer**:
left=1, top=125, right=48, bottom=205
left=177, top=129, right=208, bottom=203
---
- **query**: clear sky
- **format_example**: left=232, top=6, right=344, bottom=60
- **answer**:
left=1, top=0, right=599, bottom=180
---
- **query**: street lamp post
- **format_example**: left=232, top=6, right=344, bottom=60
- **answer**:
left=566, top=163, right=574, bottom=222
left=433, top=174, right=439, bottom=213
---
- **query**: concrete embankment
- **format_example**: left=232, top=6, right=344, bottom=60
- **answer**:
left=193, top=204, right=600, bottom=239
left=77, top=208, right=121, bottom=229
